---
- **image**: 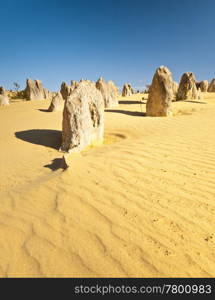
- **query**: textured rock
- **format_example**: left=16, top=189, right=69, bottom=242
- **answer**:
left=122, top=83, right=133, bottom=97
left=25, top=79, right=45, bottom=100
left=0, top=86, right=6, bottom=95
left=96, top=77, right=118, bottom=108
left=0, top=86, right=9, bottom=105
left=197, top=88, right=203, bottom=100
left=60, top=82, right=73, bottom=100
left=71, top=80, right=79, bottom=88
left=199, top=80, right=209, bottom=92
left=172, top=81, right=179, bottom=101
left=146, top=66, right=173, bottom=117
left=61, top=81, right=104, bottom=153
left=44, top=88, right=53, bottom=100
left=195, top=81, right=201, bottom=89
left=177, top=72, right=198, bottom=100
left=208, top=79, right=215, bottom=92
left=48, top=92, right=64, bottom=112
left=107, top=80, right=118, bottom=107
left=108, top=80, right=119, bottom=96
left=0, top=95, right=9, bottom=106
left=196, top=80, right=208, bottom=92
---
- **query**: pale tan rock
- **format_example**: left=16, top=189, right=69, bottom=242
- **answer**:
left=208, top=79, right=215, bottom=92
left=199, top=80, right=209, bottom=92
left=24, top=79, right=45, bottom=100
left=197, top=88, right=203, bottom=100
left=71, top=80, right=79, bottom=88
left=61, top=81, right=104, bottom=153
left=196, top=80, right=208, bottom=92
left=146, top=66, right=173, bottom=117
left=108, top=80, right=119, bottom=98
left=48, top=92, right=64, bottom=112
left=60, top=82, right=73, bottom=100
left=172, top=81, right=179, bottom=101
left=177, top=72, right=198, bottom=100
left=0, top=86, right=9, bottom=105
left=44, top=88, right=54, bottom=100
left=0, top=95, right=9, bottom=106
left=122, top=83, right=133, bottom=97
left=96, top=77, right=118, bottom=108
left=107, top=80, right=118, bottom=107
left=108, top=80, right=118, bottom=95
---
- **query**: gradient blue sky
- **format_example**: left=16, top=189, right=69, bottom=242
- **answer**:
left=0, top=0, right=215, bottom=91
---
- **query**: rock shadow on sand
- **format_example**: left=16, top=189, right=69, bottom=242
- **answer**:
left=38, top=109, right=50, bottom=112
left=44, top=158, right=66, bottom=171
left=182, top=100, right=207, bottom=104
left=15, top=129, right=62, bottom=149
left=105, top=109, right=146, bottom=117
left=119, top=100, right=144, bottom=105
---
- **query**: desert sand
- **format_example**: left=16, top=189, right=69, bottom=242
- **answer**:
left=0, top=93, right=215, bottom=277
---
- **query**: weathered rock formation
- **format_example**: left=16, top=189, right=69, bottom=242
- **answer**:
left=60, top=82, right=74, bottom=100
left=197, top=88, right=203, bottom=100
left=48, top=92, right=64, bottom=112
left=199, top=80, right=209, bottom=92
left=0, top=86, right=9, bottom=106
left=146, top=66, right=173, bottom=117
left=71, top=80, right=79, bottom=88
left=195, top=81, right=201, bottom=89
left=24, top=79, right=45, bottom=100
left=0, top=95, right=9, bottom=106
left=61, top=81, right=104, bottom=153
left=44, top=88, right=54, bottom=100
left=107, top=80, right=118, bottom=107
left=208, top=79, right=215, bottom=92
left=0, top=86, right=6, bottom=95
left=122, top=83, right=133, bottom=97
left=177, top=72, right=198, bottom=100
left=108, top=80, right=118, bottom=97
left=172, top=81, right=179, bottom=101
left=196, top=80, right=208, bottom=92
left=96, top=77, right=118, bottom=108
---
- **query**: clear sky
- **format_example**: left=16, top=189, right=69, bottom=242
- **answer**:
left=0, top=0, right=215, bottom=91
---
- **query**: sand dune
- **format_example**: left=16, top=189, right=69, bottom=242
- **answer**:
left=0, top=93, right=215, bottom=277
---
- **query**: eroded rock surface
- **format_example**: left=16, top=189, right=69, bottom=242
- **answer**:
left=146, top=66, right=173, bottom=117
left=61, top=81, right=104, bottom=153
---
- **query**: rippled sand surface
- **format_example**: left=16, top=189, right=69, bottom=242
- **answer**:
left=0, top=93, right=215, bottom=277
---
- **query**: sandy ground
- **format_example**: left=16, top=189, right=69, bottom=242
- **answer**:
left=0, top=93, right=215, bottom=278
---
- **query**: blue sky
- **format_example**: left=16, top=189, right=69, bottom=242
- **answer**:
left=0, top=0, right=215, bottom=91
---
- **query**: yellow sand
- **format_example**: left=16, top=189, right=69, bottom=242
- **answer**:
left=0, top=93, right=215, bottom=278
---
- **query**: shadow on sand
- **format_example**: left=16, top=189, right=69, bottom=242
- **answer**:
left=119, top=100, right=144, bottom=105
left=15, top=129, right=62, bottom=149
left=38, top=109, right=50, bottom=112
left=44, top=158, right=67, bottom=171
left=182, top=100, right=207, bottom=104
left=105, top=109, right=146, bottom=117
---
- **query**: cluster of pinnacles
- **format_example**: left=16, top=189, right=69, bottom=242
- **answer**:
left=1, top=69, right=214, bottom=164
left=145, top=66, right=212, bottom=117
